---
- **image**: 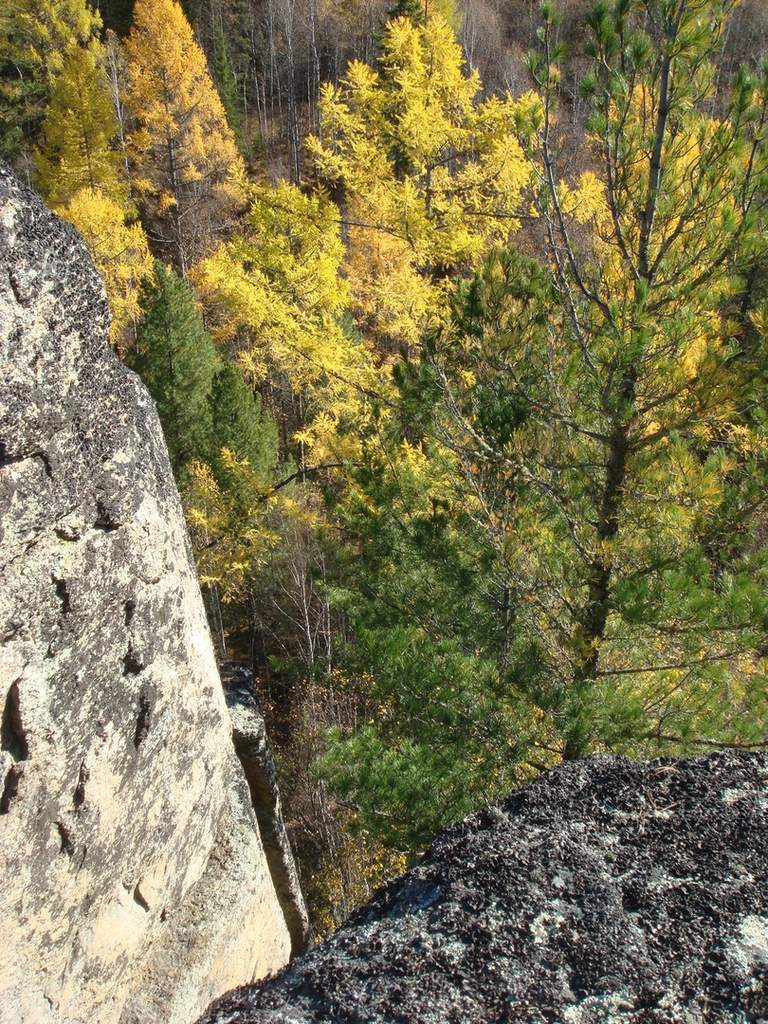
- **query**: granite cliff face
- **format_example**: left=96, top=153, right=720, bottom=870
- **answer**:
left=202, top=751, right=768, bottom=1024
left=0, top=166, right=305, bottom=1024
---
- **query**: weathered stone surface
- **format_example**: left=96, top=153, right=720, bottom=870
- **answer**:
left=0, top=166, right=292, bottom=1024
left=221, top=664, right=311, bottom=957
left=201, top=751, right=768, bottom=1024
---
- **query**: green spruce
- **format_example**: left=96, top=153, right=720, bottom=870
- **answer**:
left=209, top=363, right=278, bottom=482
left=128, top=261, right=220, bottom=480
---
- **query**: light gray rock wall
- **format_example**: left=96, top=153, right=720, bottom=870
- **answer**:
left=0, top=166, right=292, bottom=1024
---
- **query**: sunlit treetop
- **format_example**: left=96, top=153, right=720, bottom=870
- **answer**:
left=308, top=13, right=539, bottom=349
left=124, top=0, right=246, bottom=272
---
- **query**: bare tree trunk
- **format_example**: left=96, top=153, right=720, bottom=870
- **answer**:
left=105, top=32, right=130, bottom=182
left=309, top=0, right=321, bottom=134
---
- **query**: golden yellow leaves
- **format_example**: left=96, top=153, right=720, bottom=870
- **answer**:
left=193, top=184, right=348, bottom=382
left=193, top=181, right=385, bottom=464
left=308, top=12, right=532, bottom=352
left=344, top=225, right=437, bottom=350
left=185, top=452, right=280, bottom=602
left=61, top=189, right=153, bottom=351
left=124, top=0, right=245, bottom=265
left=0, top=0, right=101, bottom=81
left=35, top=38, right=126, bottom=209
left=558, top=171, right=609, bottom=227
left=307, top=816, right=407, bottom=939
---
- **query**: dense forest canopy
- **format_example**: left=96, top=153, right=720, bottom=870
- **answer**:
left=3, top=0, right=768, bottom=930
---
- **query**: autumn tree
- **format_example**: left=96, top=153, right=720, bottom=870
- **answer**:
left=61, top=189, right=153, bottom=350
left=184, top=451, right=280, bottom=615
left=194, top=180, right=381, bottom=465
left=308, top=12, right=534, bottom=350
left=35, top=38, right=125, bottom=206
left=0, top=0, right=101, bottom=159
left=124, top=0, right=245, bottom=273
left=33, top=30, right=152, bottom=350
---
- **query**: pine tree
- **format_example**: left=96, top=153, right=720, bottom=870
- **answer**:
left=127, top=261, right=220, bottom=476
left=36, top=39, right=125, bottom=207
left=319, top=0, right=768, bottom=852
left=386, top=0, right=459, bottom=27
left=124, top=0, right=245, bottom=273
left=320, top=402, right=525, bottom=850
left=428, top=2, right=768, bottom=759
left=209, top=364, right=278, bottom=482
left=0, top=0, right=101, bottom=158
left=387, top=0, right=426, bottom=23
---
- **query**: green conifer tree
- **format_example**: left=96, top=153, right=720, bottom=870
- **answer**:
left=320, top=0, right=768, bottom=853
left=128, top=262, right=220, bottom=478
left=387, top=0, right=426, bottom=23
left=212, top=25, right=245, bottom=151
left=386, top=0, right=459, bottom=28
left=209, top=364, right=278, bottom=482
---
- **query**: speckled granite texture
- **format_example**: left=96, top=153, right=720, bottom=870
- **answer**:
left=201, top=751, right=768, bottom=1024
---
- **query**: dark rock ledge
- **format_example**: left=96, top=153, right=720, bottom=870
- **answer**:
left=200, top=751, right=768, bottom=1024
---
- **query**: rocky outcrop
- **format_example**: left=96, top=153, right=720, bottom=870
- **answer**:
left=0, top=167, right=295, bottom=1024
left=221, top=664, right=310, bottom=957
left=201, top=751, right=768, bottom=1024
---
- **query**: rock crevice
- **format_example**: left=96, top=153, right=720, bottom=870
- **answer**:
left=222, top=664, right=311, bottom=957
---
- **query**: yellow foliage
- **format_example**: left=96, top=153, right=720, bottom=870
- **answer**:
left=61, top=188, right=153, bottom=351
left=558, top=171, right=609, bottom=227
left=124, top=0, right=245, bottom=270
left=344, top=224, right=438, bottom=351
left=185, top=453, right=280, bottom=603
left=306, top=816, right=408, bottom=938
left=544, top=79, right=761, bottom=452
left=0, top=0, right=101, bottom=83
left=308, top=14, right=534, bottom=350
left=36, top=38, right=127, bottom=208
left=193, top=181, right=387, bottom=464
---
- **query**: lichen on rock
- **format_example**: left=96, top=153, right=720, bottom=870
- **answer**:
left=200, top=751, right=768, bottom=1024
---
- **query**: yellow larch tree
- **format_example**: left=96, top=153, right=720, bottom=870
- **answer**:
left=193, top=181, right=384, bottom=466
left=61, top=188, right=153, bottom=352
left=308, top=13, right=534, bottom=352
left=35, top=38, right=125, bottom=207
left=33, top=30, right=152, bottom=351
left=0, top=0, right=101, bottom=157
left=124, top=0, right=246, bottom=275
